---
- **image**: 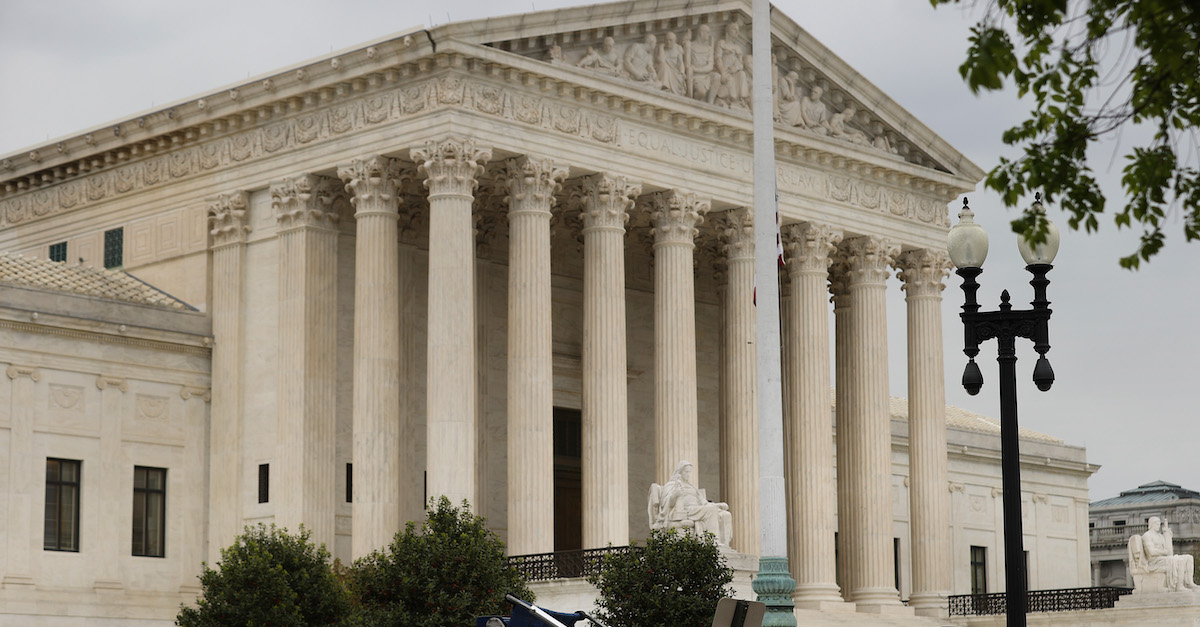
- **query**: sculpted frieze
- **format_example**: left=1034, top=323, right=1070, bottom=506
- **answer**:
left=777, top=162, right=949, bottom=227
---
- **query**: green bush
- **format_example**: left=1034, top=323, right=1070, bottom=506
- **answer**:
left=587, top=528, right=734, bottom=627
left=345, top=496, right=533, bottom=627
left=176, top=524, right=349, bottom=626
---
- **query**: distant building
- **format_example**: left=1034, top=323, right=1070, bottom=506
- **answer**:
left=1089, top=481, right=1200, bottom=587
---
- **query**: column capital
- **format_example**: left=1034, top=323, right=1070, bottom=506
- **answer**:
left=714, top=207, right=755, bottom=262
left=208, top=191, right=251, bottom=248
left=5, top=365, right=41, bottom=381
left=644, top=190, right=709, bottom=246
left=412, top=137, right=492, bottom=196
left=271, top=173, right=342, bottom=231
left=337, top=156, right=402, bottom=219
left=838, top=235, right=899, bottom=286
left=782, top=222, right=842, bottom=275
left=827, top=261, right=850, bottom=308
left=894, top=249, right=952, bottom=298
left=574, top=173, right=640, bottom=232
left=502, top=155, right=568, bottom=216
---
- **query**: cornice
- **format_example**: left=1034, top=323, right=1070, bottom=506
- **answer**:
left=1, top=37, right=967, bottom=231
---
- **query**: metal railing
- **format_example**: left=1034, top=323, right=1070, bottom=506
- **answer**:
left=948, top=586, right=1133, bottom=616
left=508, top=546, right=638, bottom=582
left=1089, top=524, right=1146, bottom=545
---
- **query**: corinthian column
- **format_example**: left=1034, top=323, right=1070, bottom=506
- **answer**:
left=645, top=190, right=709, bottom=483
left=207, top=191, right=250, bottom=562
left=895, top=249, right=953, bottom=616
left=782, top=223, right=846, bottom=608
left=501, top=155, right=567, bottom=556
left=413, top=137, right=492, bottom=507
left=271, top=174, right=341, bottom=550
left=715, top=207, right=758, bottom=555
left=338, top=157, right=404, bottom=558
left=578, top=173, right=640, bottom=549
left=839, top=235, right=905, bottom=613
left=829, top=261, right=854, bottom=602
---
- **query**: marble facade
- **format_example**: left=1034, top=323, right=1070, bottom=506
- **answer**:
left=0, top=0, right=1095, bottom=623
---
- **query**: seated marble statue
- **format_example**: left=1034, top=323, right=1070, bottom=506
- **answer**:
left=1128, top=516, right=1198, bottom=593
left=647, top=460, right=734, bottom=549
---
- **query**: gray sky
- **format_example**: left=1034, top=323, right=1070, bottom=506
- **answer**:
left=2, top=0, right=1197, bottom=502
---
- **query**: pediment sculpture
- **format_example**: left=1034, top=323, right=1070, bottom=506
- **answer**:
left=1128, top=516, right=1198, bottom=593
left=647, top=460, right=734, bottom=550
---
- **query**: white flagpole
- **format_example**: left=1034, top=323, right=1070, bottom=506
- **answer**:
left=750, top=0, right=796, bottom=625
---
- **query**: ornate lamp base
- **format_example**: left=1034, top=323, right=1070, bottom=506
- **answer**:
left=752, top=556, right=797, bottom=626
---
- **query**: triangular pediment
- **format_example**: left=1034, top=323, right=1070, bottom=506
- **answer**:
left=430, top=0, right=981, bottom=182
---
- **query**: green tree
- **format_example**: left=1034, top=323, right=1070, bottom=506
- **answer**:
left=586, top=528, right=734, bottom=627
left=344, top=496, right=532, bottom=627
left=931, top=0, right=1200, bottom=268
left=176, top=524, right=349, bottom=627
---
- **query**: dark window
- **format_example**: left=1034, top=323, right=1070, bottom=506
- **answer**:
left=1089, top=522, right=1095, bottom=528
left=258, top=464, right=269, bottom=503
left=553, top=407, right=583, bottom=554
left=45, top=458, right=81, bottom=551
left=48, top=242, right=67, bottom=262
left=346, top=463, right=353, bottom=503
left=132, top=466, right=166, bottom=557
left=103, top=228, right=123, bottom=269
left=1113, top=520, right=1126, bottom=526
left=970, top=546, right=988, bottom=595
left=894, top=537, right=902, bottom=593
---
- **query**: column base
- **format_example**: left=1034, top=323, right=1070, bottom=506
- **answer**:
left=753, top=556, right=797, bottom=627
left=852, top=587, right=913, bottom=615
left=1, top=575, right=34, bottom=589
left=908, top=591, right=949, bottom=617
left=793, top=583, right=854, bottom=612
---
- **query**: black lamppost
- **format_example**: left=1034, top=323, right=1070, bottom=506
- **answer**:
left=946, top=195, right=1060, bottom=627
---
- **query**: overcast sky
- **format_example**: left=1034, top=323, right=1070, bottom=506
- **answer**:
left=2, top=0, right=1197, bottom=502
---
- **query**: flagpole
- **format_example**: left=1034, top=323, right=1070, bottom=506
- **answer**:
left=750, top=0, right=797, bottom=625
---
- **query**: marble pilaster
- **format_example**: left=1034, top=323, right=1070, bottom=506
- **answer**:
left=577, top=173, right=640, bottom=549
left=645, top=190, right=709, bottom=483
left=838, top=235, right=904, bottom=612
left=782, top=223, right=845, bottom=608
left=271, top=174, right=341, bottom=549
left=3, top=365, right=39, bottom=587
left=338, top=157, right=404, bottom=558
left=895, top=249, right=953, bottom=616
left=414, top=137, right=492, bottom=507
left=95, top=375, right=127, bottom=590
left=714, top=207, right=758, bottom=556
left=207, top=191, right=250, bottom=563
left=502, top=155, right=567, bottom=556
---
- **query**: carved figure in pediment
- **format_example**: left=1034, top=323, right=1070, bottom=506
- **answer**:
left=578, top=36, right=622, bottom=76
left=871, top=122, right=897, bottom=154
left=828, top=102, right=871, bottom=145
left=714, top=22, right=750, bottom=109
left=657, top=31, right=688, bottom=96
left=685, top=25, right=717, bottom=102
left=547, top=43, right=565, bottom=65
left=799, top=84, right=831, bottom=134
left=776, top=71, right=803, bottom=126
left=624, top=33, right=660, bottom=86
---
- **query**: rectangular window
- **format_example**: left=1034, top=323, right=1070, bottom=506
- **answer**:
left=970, top=546, right=988, bottom=595
left=48, top=241, right=67, bottom=262
left=258, top=463, right=269, bottom=503
left=132, top=466, right=166, bottom=557
left=45, top=458, right=81, bottom=551
left=346, top=463, right=353, bottom=503
left=103, top=227, right=123, bottom=269
left=894, top=537, right=902, bottom=594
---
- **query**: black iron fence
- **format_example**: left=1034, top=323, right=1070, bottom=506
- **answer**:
left=948, top=586, right=1133, bottom=616
left=508, top=546, right=638, bottom=582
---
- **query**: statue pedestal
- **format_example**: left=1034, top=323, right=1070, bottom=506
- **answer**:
left=1115, top=590, right=1200, bottom=609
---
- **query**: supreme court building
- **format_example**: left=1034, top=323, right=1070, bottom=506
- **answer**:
left=0, top=1, right=1096, bottom=623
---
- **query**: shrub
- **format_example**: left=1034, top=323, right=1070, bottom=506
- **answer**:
left=345, top=496, right=533, bottom=627
left=176, top=524, right=349, bottom=626
left=587, top=528, right=734, bottom=627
